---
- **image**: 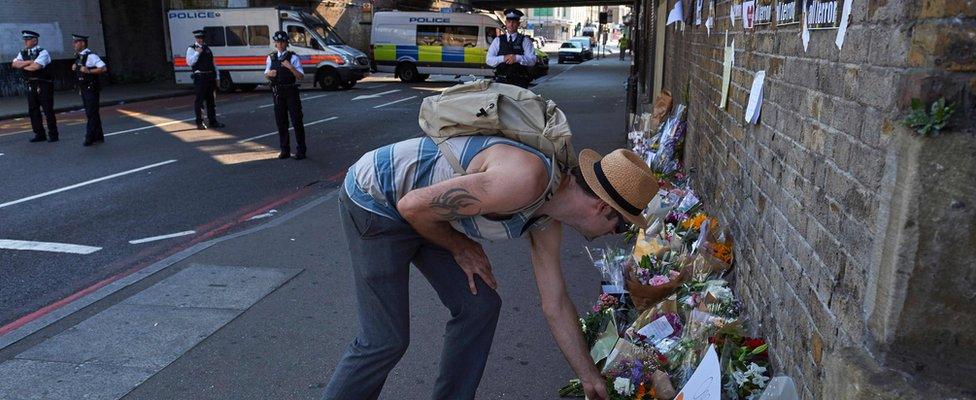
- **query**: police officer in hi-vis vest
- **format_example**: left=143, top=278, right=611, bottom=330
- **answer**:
left=486, top=9, right=536, bottom=88
left=186, top=29, right=225, bottom=130
left=265, top=31, right=307, bottom=160
left=11, top=30, right=59, bottom=143
left=71, top=34, right=108, bottom=146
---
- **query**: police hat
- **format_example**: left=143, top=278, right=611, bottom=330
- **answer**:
left=272, top=31, right=289, bottom=42
left=503, top=9, right=524, bottom=20
left=192, top=30, right=205, bottom=38
left=71, top=34, right=89, bottom=42
left=21, top=30, right=39, bottom=40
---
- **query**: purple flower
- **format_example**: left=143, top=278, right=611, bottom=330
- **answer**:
left=631, top=359, right=644, bottom=383
left=650, top=275, right=671, bottom=286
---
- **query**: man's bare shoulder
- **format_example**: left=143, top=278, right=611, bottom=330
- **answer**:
left=480, top=144, right=549, bottom=204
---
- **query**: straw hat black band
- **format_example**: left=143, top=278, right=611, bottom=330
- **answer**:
left=593, top=160, right=642, bottom=215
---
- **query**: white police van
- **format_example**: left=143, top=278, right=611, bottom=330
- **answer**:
left=370, top=11, right=503, bottom=82
left=167, top=6, right=370, bottom=91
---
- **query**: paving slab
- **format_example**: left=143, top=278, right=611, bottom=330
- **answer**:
left=121, top=264, right=299, bottom=310
left=0, top=359, right=153, bottom=400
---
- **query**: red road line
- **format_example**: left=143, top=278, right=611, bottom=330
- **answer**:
left=0, top=187, right=317, bottom=338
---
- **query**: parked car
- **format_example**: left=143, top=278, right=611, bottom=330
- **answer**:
left=570, top=37, right=594, bottom=60
left=558, top=41, right=584, bottom=63
left=531, top=47, right=549, bottom=78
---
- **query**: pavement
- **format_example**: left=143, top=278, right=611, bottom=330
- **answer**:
left=0, top=56, right=632, bottom=399
left=0, top=81, right=192, bottom=121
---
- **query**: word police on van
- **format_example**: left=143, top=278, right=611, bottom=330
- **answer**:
left=168, top=11, right=222, bottom=19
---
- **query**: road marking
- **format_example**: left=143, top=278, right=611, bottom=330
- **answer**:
left=0, top=128, right=35, bottom=138
left=236, top=117, right=337, bottom=143
left=353, top=89, right=400, bottom=101
left=373, top=96, right=418, bottom=109
left=247, top=209, right=278, bottom=221
left=0, top=239, right=101, bottom=255
left=0, top=160, right=178, bottom=209
left=104, top=117, right=197, bottom=137
left=258, top=93, right=332, bottom=108
left=128, top=230, right=196, bottom=244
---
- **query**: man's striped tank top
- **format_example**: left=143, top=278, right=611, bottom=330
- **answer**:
left=343, top=136, right=553, bottom=241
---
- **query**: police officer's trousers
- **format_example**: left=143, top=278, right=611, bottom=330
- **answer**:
left=27, top=80, right=58, bottom=139
left=80, top=87, right=104, bottom=142
left=273, top=86, right=306, bottom=155
left=192, top=73, right=218, bottom=125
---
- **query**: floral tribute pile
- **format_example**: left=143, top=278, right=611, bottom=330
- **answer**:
left=558, top=100, right=783, bottom=400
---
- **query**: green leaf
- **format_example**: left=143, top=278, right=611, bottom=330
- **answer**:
left=750, top=344, right=769, bottom=355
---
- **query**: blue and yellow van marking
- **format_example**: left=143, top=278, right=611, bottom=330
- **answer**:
left=374, top=44, right=487, bottom=65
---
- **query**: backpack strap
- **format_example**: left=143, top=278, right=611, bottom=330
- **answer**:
left=434, top=140, right=465, bottom=177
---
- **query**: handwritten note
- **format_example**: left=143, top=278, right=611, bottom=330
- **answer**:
left=637, top=316, right=675, bottom=343
left=675, top=344, right=722, bottom=400
left=668, top=0, right=685, bottom=25
left=744, top=70, right=765, bottom=124
left=720, top=33, right=734, bottom=109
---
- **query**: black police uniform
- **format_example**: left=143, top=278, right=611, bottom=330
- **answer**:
left=74, top=47, right=104, bottom=145
left=188, top=39, right=221, bottom=129
left=494, top=32, right=532, bottom=88
left=268, top=49, right=306, bottom=159
left=19, top=44, right=58, bottom=142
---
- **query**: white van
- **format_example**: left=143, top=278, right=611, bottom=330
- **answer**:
left=167, top=6, right=370, bottom=91
left=370, top=11, right=503, bottom=83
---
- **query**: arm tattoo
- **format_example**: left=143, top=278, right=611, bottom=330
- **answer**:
left=430, top=188, right=482, bottom=220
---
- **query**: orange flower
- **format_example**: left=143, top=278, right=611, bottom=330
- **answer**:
left=681, top=213, right=713, bottom=231
left=635, top=383, right=647, bottom=400
left=709, top=242, right=734, bottom=264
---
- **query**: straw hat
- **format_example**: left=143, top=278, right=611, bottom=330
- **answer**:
left=579, top=148, right=659, bottom=228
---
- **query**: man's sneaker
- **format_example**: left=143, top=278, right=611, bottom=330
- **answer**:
left=29, top=136, right=46, bottom=143
left=294, top=153, right=306, bottom=160
left=196, top=122, right=208, bottom=130
left=47, top=136, right=59, bottom=142
left=277, top=151, right=291, bottom=159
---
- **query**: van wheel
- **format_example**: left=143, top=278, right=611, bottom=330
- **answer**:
left=416, top=74, right=430, bottom=82
left=317, top=68, right=341, bottom=91
left=237, top=84, right=258, bottom=92
left=217, top=72, right=235, bottom=93
left=397, top=63, right=419, bottom=83
left=340, top=80, right=356, bottom=89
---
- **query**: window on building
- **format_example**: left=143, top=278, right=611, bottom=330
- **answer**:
left=225, top=26, right=247, bottom=46
left=248, top=25, right=270, bottom=46
left=203, top=26, right=225, bottom=46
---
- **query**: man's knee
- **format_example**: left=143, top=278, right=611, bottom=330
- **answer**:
left=465, top=289, right=502, bottom=320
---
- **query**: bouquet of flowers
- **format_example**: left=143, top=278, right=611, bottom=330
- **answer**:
left=715, top=335, right=771, bottom=400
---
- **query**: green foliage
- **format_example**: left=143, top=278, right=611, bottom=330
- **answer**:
left=902, top=97, right=956, bottom=136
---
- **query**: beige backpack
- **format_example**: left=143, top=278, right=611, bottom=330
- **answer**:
left=418, top=79, right=578, bottom=210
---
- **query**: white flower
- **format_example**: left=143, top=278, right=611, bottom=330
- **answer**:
left=732, top=369, right=750, bottom=387
left=746, top=363, right=769, bottom=387
left=613, top=377, right=634, bottom=396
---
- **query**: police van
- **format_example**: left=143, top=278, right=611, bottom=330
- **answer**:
left=370, top=11, right=503, bottom=83
left=167, top=6, right=370, bottom=91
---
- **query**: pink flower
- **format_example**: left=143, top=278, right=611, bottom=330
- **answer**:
left=649, top=275, right=671, bottom=286
left=668, top=270, right=681, bottom=280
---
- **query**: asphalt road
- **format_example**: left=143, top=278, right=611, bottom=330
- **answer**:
left=0, top=59, right=623, bottom=329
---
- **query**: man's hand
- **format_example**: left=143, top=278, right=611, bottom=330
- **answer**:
left=281, top=59, right=292, bottom=68
left=195, top=47, right=203, bottom=53
left=582, top=374, right=609, bottom=400
left=266, top=70, right=277, bottom=78
left=504, top=54, right=517, bottom=64
left=80, top=66, right=90, bottom=74
left=71, top=64, right=77, bottom=71
left=451, top=239, right=497, bottom=295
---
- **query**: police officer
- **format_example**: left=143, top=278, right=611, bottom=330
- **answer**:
left=186, top=30, right=225, bottom=130
left=265, top=31, right=307, bottom=160
left=486, top=9, right=536, bottom=88
left=71, top=34, right=108, bottom=146
left=11, top=30, right=58, bottom=143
